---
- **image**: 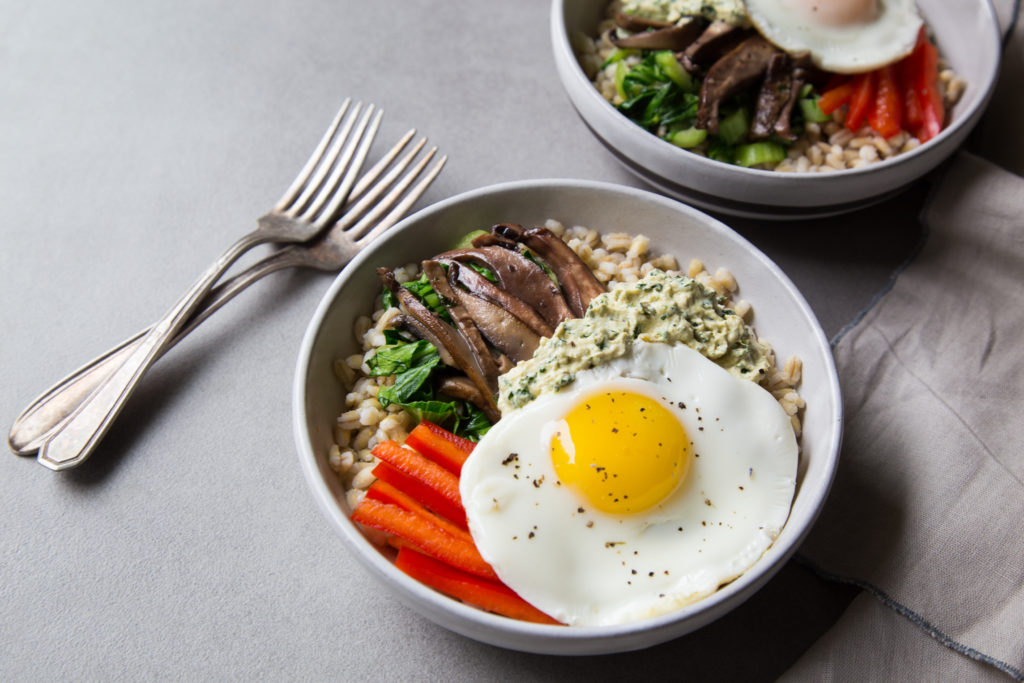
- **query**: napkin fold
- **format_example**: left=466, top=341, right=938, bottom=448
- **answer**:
left=782, top=151, right=1024, bottom=681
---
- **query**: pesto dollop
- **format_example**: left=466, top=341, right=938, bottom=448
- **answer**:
left=497, top=270, right=770, bottom=412
left=620, top=0, right=751, bottom=27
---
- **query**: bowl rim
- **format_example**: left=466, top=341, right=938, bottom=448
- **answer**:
left=293, top=178, right=844, bottom=651
left=548, top=0, right=1002, bottom=215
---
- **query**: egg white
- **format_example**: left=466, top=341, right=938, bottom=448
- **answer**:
left=459, top=342, right=798, bottom=627
left=745, top=0, right=924, bottom=73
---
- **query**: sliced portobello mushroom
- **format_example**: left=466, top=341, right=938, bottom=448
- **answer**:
left=392, top=314, right=457, bottom=368
left=377, top=267, right=500, bottom=422
left=750, top=52, right=792, bottom=140
left=683, top=20, right=753, bottom=68
left=434, top=245, right=572, bottom=328
left=697, top=35, right=780, bottom=135
left=611, top=17, right=703, bottom=51
left=613, top=11, right=674, bottom=32
left=773, top=59, right=815, bottom=141
left=444, top=276, right=542, bottom=364
left=438, top=376, right=496, bottom=419
left=491, top=223, right=605, bottom=319
left=469, top=231, right=518, bottom=250
left=450, top=262, right=554, bottom=338
left=422, top=260, right=499, bottom=393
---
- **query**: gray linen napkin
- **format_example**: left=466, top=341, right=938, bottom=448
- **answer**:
left=782, top=151, right=1024, bottom=680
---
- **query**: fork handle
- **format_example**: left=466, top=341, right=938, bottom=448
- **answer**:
left=9, top=245, right=306, bottom=456
left=35, top=231, right=272, bottom=470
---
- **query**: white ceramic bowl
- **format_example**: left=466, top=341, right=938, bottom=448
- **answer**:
left=293, top=179, right=842, bottom=654
left=551, top=0, right=1002, bottom=219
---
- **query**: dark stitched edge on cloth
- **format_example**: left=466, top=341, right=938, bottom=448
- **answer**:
left=793, top=553, right=1024, bottom=681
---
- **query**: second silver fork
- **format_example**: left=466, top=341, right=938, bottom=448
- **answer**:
left=22, top=103, right=444, bottom=470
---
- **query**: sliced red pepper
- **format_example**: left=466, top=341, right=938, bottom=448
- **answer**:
left=899, top=28, right=927, bottom=130
left=818, top=81, right=856, bottom=116
left=372, top=439, right=466, bottom=528
left=366, top=479, right=473, bottom=544
left=915, top=39, right=944, bottom=142
left=404, top=421, right=475, bottom=476
left=350, top=497, right=498, bottom=580
left=395, top=546, right=561, bottom=625
left=372, top=461, right=468, bottom=530
left=845, top=71, right=876, bottom=132
left=868, top=64, right=903, bottom=139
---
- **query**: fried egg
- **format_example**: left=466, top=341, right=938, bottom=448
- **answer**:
left=745, top=0, right=924, bottom=73
left=459, top=342, right=798, bottom=626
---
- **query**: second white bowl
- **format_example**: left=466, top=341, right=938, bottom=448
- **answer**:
left=550, top=0, right=1002, bottom=219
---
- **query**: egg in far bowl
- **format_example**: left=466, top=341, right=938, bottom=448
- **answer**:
left=746, top=0, right=923, bottom=73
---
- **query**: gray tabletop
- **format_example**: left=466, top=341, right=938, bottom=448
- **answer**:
left=3, top=1, right=1020, bottom=680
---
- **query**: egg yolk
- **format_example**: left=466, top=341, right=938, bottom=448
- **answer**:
left=550, top=391, right=691, bottom=515
left=786, top=0, right=878, bottom=27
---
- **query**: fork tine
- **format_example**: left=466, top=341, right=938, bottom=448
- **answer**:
left=273, top=98, right=351, bottom=213
left=346, top=128, right=416, bottom=204
left=345, top=146, right=436, bottom=240
left=334, top=136, right=428, bottom=232
left=284, top=102, right=366, bottom=218
left=306, top=107, right=383, bottom=227
left=352, top=152, right=447, bottom=245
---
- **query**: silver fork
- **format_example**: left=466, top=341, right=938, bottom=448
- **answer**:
left=26, top=100, right=434, bottom=471
left=9, top=130, right=446, bottom=461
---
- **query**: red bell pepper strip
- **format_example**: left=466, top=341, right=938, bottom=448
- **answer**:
left=868, top=64, right=903, bottom=139
left=366, top=479, right=473, bottom=544
left=404, top=420, right=475, bottom=476
left=915, top=38, right=944, bottom=142
left=371, top=439, right=466, bottom=528
left=818, top=81, right=856, bottom=116
left=899, top=36, right=926, bottom=129
left=395, top=546, right=561, bottom=625
left=372, top=460, right=468, bottom=530
left=350, top=497, right=498, bottom=580
left=845, top=71, right=876, bottom=132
